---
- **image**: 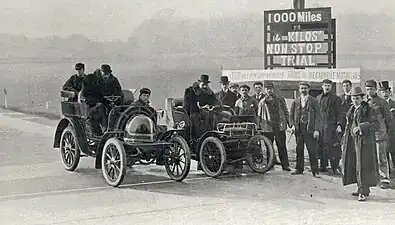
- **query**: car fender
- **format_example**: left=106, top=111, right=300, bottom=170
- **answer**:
left=53, top=117, right=90, bottom=156
left=158, top=129, right=187, bottom=141
left=196, top=131, right=221, bottom=151
left=94, top=131, right=124, bottom=169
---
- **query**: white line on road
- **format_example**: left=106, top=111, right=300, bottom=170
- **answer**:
left=0, top=176, right=216, bottom=201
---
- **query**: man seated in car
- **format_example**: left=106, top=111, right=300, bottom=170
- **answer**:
left=131, top=88, right=151, bottom=107
left=81, top=69, right=106, bottom=135
left=100, top=64, right=124, bottom=106
left=183, top=74, right=220, bottom=137
left=62, top=63, right=86, bottom=101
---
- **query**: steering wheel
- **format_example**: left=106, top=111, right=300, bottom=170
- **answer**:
left=199, top=104, right=222, bottom=112
left=104, top=96, right=121, bottom=105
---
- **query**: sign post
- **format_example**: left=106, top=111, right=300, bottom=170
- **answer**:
left=3, top=88, right=8, bottom=109
left=263, top=7, right=335, bottom=69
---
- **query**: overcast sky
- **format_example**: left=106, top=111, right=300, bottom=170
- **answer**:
left=2, top=0, right=394, bottom=41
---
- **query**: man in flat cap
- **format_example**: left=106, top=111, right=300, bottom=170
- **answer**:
left=365, top=79, right=393, bottom=188
left=379, top=81, right=395, bottom=175
left=289, top=82, right=322, bottom=178
left=215, top=76, right=238, bottom=108
left=100, top=64, right=124, bottom=106
left=62, top=63, right=87, bottom=101
left=234, top=84, right=259, bottom=118
left=258, top=81, right=291, bottom=171
left=132, top=88, right=151, bottom=107
left=341, top=86, right=379, bottom=201
left=316, top=79, right=342, bottom=175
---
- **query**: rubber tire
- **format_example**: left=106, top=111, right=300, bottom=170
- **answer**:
left=101, top=138, right=127, bottom=187
left=165, top=135, right=191, bottom=181
left=199, top=137, right=226, bottom=178
left=60, top=126, right=81, bottom=171
left=247, top=135, right=275, bottom=174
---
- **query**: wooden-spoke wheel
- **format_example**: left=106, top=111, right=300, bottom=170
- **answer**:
left=60, top=126, right=81, bottom=171
left=246, top=135, right=274, bottom=174
left=165, top=136, right=191, bottom=181
left=199, top=137, right=226, bottom=178
left=101, top=138, right=127, bottom=187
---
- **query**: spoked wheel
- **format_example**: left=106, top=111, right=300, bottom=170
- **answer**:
left=165, top=136, right=191, bottom=181
left=246, top=135, right=275, bottom=174
left=199, top=137, right=226, bottom=178
left=101, top=138, right=127, bottom=187
left=60, top=126, right=81, bottom=171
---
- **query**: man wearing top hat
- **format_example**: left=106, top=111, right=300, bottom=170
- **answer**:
left=62, top=63, right=87, bottom=101
left=365, top=79, right=393, bottom=188
left=183, top=74, right=220, bottom=137
left=316, top=79, right=342, bottom=175
left=289, top=82, right=322, bottom=177
left=257, top=81, right=291, bottom=171
left=341, top=86, right=379, bottom=201
left=379, top=81, right=395, bottom=175
left=215, top=76, right=238, bottom=108
left=132, top=88, right=151, bottom=107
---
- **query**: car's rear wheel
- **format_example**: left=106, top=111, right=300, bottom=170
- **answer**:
left=199, top=137, right=226, bottom=178
left=101, top=138, right=127, bottom=187
left=246, top=135, right=274, bottom=174
left=60, top=126, right=81, bottom=171
left=165, top=135, right=191, bottom=181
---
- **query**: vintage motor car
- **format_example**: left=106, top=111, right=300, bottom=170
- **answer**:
left=157, top=98, right=275, bottom=178
left=53, top=90, right=191, bottom=187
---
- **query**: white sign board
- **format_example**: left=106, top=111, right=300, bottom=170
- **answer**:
left=222, top=68, right=361, bottom=83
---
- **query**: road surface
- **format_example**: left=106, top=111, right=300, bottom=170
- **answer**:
left=0, top=108, right=394, bottom=225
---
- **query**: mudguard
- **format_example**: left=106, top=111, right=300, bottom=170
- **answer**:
left=158, top=129, right=186, bottom=141
left=53, top=117, right=90, bottom=156
left=196, top=131, right=221, bottom=154
left=94, top=131, right=124, bottom=169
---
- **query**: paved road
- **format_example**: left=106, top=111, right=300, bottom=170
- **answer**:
left=0, top=108, right=394, bottom=225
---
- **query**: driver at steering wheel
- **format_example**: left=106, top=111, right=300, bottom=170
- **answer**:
left=183, top=74, right=220, bottom=137
left=100, top=64, right=124, bottom=106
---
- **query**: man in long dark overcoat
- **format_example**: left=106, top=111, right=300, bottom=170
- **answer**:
left=379, top=81, right=395, bottom=174
left=365, top=79, right=392, bottom=188
left=316, top=79, right=342, bottom=175
left=341, top=86, right=379, bottom=201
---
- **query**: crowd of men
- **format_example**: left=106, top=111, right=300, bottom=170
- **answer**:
left=182, top=73, right=395, bottom=202
left=62, top=63, right=394, bottom=202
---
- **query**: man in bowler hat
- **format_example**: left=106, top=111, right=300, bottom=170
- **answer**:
left=379, top=81, right=395, bottom=175
left=341, top=86, right=379, bottom=201
left=365, top=79, right=393, bottom=188
left=316, top=79, right=342, bottom=175
left=100, top=64, right=124, bottom=106
left=289, top=82, right=322, bottom=178
left=215, top=76, right=238, bottom=107
left=62, top=63, right=87, bottom=101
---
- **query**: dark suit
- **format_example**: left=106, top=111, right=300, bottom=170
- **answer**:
left=290, top=95, right=322, bottom=173
left=183, top=85, right=219, bottom=137
left=62, top=74, right=86, bottom=101
left=316, top=92, right=342, bottom=172
left=215, top=90, right=238, bottom=107
left=102, top=74, right=124, bottom=105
